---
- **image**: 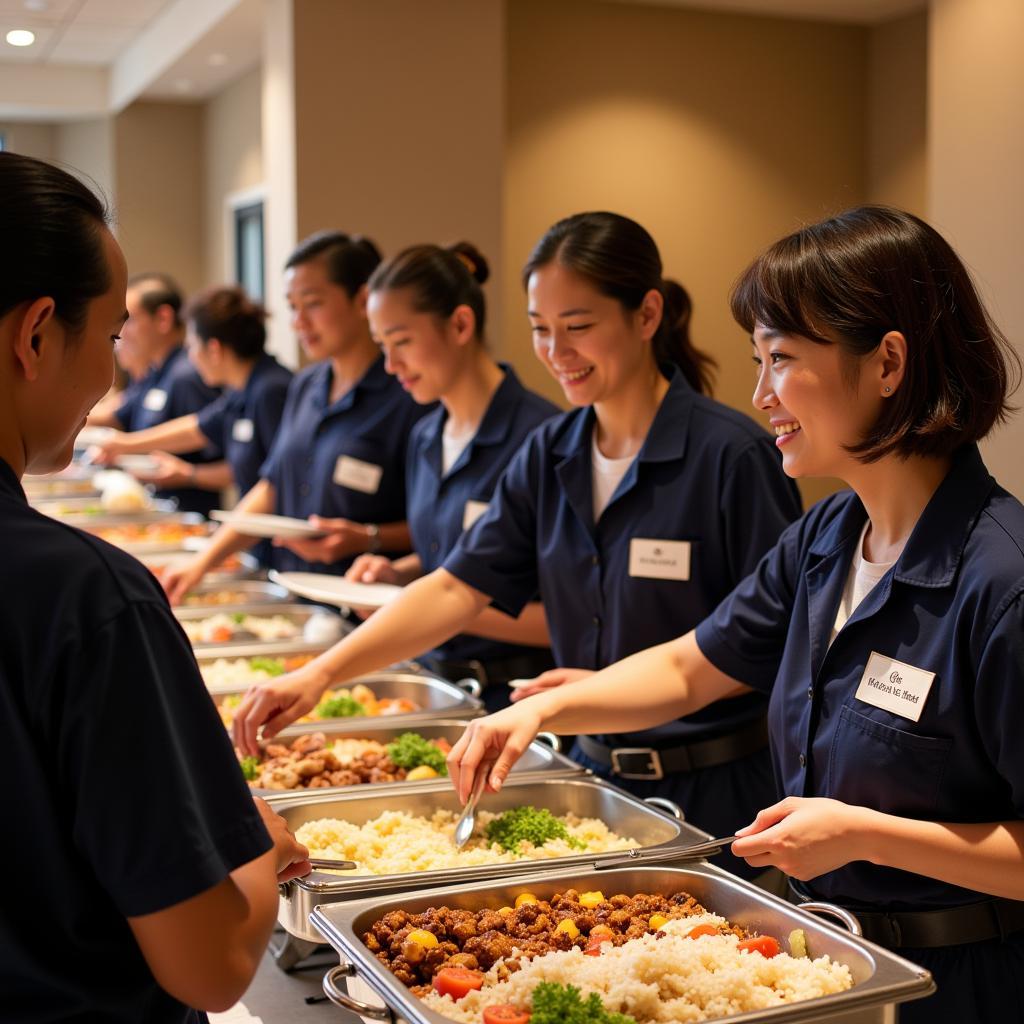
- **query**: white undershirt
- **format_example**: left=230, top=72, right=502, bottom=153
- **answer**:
left=591, top=432, right=635, bottom=521
left=830, top=520, right=897, bottom=644
left=441, top=419, right=474, bottom=476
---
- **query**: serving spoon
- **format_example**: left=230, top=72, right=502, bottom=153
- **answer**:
left=453, top=769, right=489, bottom=849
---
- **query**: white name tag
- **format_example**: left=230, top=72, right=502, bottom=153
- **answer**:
left=854, top=651, right=935, bottom=723
left=628, top=538, right=691, bottom=581
left=463, top=500, right=489, bottom=531
left=333, top=454, right=382, bottom=494
left=232, top=418, right=254, bottom=443
left=142, top=388, right=167, bottom=411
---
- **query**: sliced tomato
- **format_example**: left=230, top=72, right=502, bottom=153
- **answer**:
left=482, top=1006, right=530, bottom=1024
left=432, top=966, right=485, bottom=1000
left=686, top=924, right=720, bottom=940
left=738, top=935, right=782, bottom=958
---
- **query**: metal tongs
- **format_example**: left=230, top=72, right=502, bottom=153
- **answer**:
left=674, top=834, right=739, bottom=861
left=452, top=769, right=489, bottom=849
left=308, top=857, right=358, bottom=872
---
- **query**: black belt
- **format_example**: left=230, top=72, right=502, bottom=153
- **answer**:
left=432, top=653, right=553, bottom=689
left=576, top=716, right=769, bottom=780
left=788, top=882, right=1024, bottom=949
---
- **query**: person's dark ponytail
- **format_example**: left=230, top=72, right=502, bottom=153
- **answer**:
left=522, top=211, right=715, bottom=395
left=656, top=277, right=716, bottom=394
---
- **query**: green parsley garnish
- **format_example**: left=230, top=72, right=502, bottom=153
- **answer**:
left=231, top=612, right=247, bottom=624
left=249, top=656, right=285, bottom=676
left=529, top=981, right=637, bottom=1024
left=239, top=755, right=261, bottom=781
left=316, top=694, right=366, bottom=718
left=385, top=732, right=447, bottom=775
left=484, top=805, right=585, bottom=852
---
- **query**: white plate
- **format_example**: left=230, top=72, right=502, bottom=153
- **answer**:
left=269, top=570, right=402, bottom=610
left=209, top=510, right=329, bottom=539
left=114, top=454, right=161, bottom=475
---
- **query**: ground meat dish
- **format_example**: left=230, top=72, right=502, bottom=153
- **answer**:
left=363, top=889, right=744, bottom=992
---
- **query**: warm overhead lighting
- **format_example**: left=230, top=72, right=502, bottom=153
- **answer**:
left=23, top=0, right=48, bottom=11
left=207, top=52, right=228, bottom=67
left=6, top=29, right=36, bottom=47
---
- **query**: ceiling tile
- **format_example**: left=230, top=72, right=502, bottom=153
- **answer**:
left=0, top=20, right=56, bottom=60
left=0, top=1, right=77, bottom=21
left=46, top=21, right=138, bottom=63
left=75, top=0, right=174, bottom=26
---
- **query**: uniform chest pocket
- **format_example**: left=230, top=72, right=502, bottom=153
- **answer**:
left=826, top=703, right=952, bottom=816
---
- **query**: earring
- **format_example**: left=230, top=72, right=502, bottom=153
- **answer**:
left=883, top=386, right=892, bottom=394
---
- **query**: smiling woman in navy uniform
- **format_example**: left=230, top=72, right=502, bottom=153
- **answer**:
left=0, top=152, right=310, bottom=1021
left=230, top=213, right=802, bottom=877
left=444, top=206, right=1024, bottom=1023
left=342, top=241, right=559, bottom=710
left=92, top=287, right=293, bottom=563
left=163, top=231, right=426, bottom=603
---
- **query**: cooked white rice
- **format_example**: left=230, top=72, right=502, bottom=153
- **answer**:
left=182, top=613, right=300, bottom=644
left=200, top=657, right=277, bottom=689
left=295, top=809, right=635, bottom=875
left=422, top=913, right=854, bottom=1023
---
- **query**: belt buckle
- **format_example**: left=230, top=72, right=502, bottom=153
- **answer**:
left=610, top=747, right=664, bottom=781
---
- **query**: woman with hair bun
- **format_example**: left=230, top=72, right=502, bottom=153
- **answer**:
left=163, top=231, right=426, bottom=601
left=232, top=213, right=802, bottom=877
left=94, top=285, right=293, bottom=525
left=339, top=241, right=560, bottom=710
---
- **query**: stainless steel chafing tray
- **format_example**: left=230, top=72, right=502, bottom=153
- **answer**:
left=138, top=549, right=261, bottom=581
left=272, top=775, right=704, bottom=941
left=31, top=496, right=179, bottom=522
left=209, top=669, right=483, bottom=721
left=311, top=862, right=933, bottom=1024
left=175, top=578, right=290, bottom=607
left=24, top=467, right=98, bottom=499
left=175, top=601, right=347, bottom=651
left=243, top=717, right=582, bottom=797
left=79, top=511, right=212, bottom=553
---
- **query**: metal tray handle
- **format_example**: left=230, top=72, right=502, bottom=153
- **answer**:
left=535, top=731, right=562, bottom=752
left=797, top=901, right=863, bottom=937
left=322, top=962, right=392, bottom=1020
left=454, top=677, right=483, bottom=699
left=643, top=795, right=684, bottom=820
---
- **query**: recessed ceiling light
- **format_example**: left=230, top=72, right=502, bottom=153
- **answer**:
left=173, top=78, right=192, bottom=94
left=6, top=29, right=36, bottom=47
left=207, top=52, right=228, bottom=67
left=23, top=0, right=48, bottom=12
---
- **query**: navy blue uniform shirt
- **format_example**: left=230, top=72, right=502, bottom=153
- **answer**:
left=407, top=365, right=558, bottom=665
left=697, top=444, right=1024, bottom=910
left=115, top=344, right=223, bottom=516
left=196, top=354, right=292, bottom=496
left=444, top=368, right=802, bottom=874
left=259, top=357, right=426, bottom=575
left=0, top=457, right=271, bottom=1022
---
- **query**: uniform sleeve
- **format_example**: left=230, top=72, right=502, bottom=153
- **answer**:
left=694, top=512, right=805, bottom=693
left=259, top=378, right=302, bottom=485
left=443, top=432, right=542, bottom=616
left=721, top=437, right=803, bottom=583
left=59, top=600, right=271, bottom=917
left=972, top=588, right=1024, bottom=816
left=112, top=388, right=141, bottom=431
left=195, top=392, right=230, bottom=447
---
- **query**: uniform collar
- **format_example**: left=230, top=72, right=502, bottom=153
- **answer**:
left=315, top=355, right=389, bottom=414
left=0, top=457, right=26, bottom=503
left=551, top=365, right=695, bottom=462
left=151, top=342, right=185, bottom=381
left=415, top=364, right=527, bottom=477
left=807, top=444, right=994, bottom=589
left=241, top=353, right=277, bottom=399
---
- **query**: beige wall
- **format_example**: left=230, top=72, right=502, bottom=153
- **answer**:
left=113, top=101, right=205, bottom=296
left=290, top=0, right=504, bottom=338
left=867, top=10, right=928, bottom=215
left=0, top=122, right=55, bottom=160
left=929, top=0, right=1024, bottom=499
left=505, top=0, right=869, bottom=507
left=55, top=118, right=116, bottom=205
left=203, top=66, right=263, bottom=287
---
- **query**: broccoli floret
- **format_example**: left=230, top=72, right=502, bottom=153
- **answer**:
left=249, top=656, right=285, bottom=677
left=484, top=806, right=585, bottom=852
left=239, top=755, right=261, bottom=781
left=316, top=694, right=366, bottom=718
left=385, top=732, right=448, bottom=775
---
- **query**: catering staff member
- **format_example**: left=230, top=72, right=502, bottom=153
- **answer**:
left=93, top=285, right=292, bottom=563
left=445, top=206, right=1024, bottom=1023
left=90, top=272, right=223, bottom=516
left=162, top=231, right=425, bottom=603
left=88, top=313, right=151, bottom=425
left=346, top=241, right=558, bottom=710
left=0, top=151, right=309, bottom=1022
left=232, top=212, right=802, bottom=877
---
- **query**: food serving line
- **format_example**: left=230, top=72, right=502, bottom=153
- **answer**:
left=27, top=469, right=935, bottom=1024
